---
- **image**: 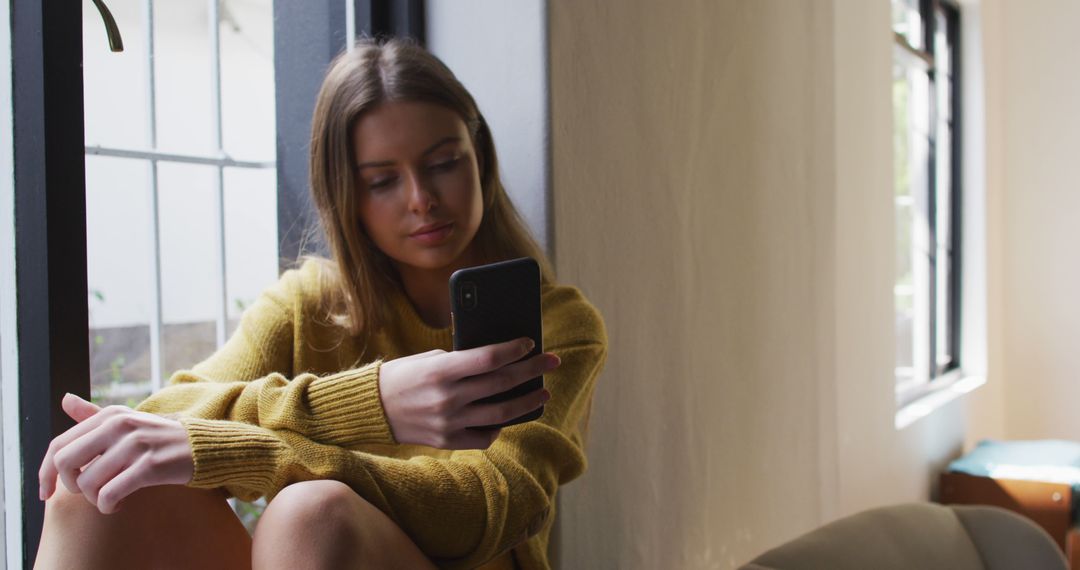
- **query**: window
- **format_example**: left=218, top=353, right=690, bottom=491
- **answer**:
left=83, top=1, right=278, bottom=407
left=893, top=0, right=962, bottom=404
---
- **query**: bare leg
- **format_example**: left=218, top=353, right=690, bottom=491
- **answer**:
left=252, top=480, right=437, bottom=570
left=35, top=484, right=252, bottom=570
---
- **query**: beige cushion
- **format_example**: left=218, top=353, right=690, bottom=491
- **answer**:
left=952, top=505, right=1069, bottom=570
left=741, top=503, right=1066, bottom=570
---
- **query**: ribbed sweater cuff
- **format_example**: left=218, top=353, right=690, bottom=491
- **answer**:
left=181, top=418, right=284, bottom=492
left=305, top=361, right=397, bottom=447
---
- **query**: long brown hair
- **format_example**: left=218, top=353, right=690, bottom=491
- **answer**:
left=307, top=38, right=553, bottom=337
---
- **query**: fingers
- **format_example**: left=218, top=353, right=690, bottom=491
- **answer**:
left=455, top=352, right=560, bottom=406
left=74, top=446, right=131, bottom=507
left=53, top=414, right=133, bottom=496
left=95, top=458, right=149, bottom=514
left=380, top=342, right=550, bottom=449
left=459, top=387, right=551, bottom=431
left=37, top=403, right=194, bottom=514
left=443, top=337, right=535, bottom=378
left=39, top=404, right=122, bottom=500
left=61, top=392, right=101, bottom=423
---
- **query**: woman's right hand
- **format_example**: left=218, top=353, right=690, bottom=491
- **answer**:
left=378, top=338, right=560, bottom=449
left=38, top=393, right=194, bottom=514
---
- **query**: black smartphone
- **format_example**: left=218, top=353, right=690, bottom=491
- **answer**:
left=449, top=257, right=544, bottom=429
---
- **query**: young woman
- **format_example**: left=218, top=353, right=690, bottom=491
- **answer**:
left=34, top=39, right=606, bottom=570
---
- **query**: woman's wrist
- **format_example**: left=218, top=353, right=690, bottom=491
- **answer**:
left=306, top=361, right=397, bottom=447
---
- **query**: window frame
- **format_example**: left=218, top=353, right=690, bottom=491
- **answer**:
left=894, top=0, right=963, bottom=406
left=9, top=0, right=91, bottom=563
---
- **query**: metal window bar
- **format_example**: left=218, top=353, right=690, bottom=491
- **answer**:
left=346, top=0, right=355, bottom=51
left=209, top=0, right=229, bottom=351
left=87, top=145, right=275, bottom=169
left=143, top=0, right=163, bottom=394
left=87, top=0, right=275, bottom=399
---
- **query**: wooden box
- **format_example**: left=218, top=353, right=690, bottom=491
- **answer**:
left=940, top=471, right=1079, bottom=569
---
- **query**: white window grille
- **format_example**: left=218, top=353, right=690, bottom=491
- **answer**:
left=85, top=0, right=276, bottom=403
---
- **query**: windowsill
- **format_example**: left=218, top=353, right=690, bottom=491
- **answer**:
left=894, top=371, right=986, bottom=430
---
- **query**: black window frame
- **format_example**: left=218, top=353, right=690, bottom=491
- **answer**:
left=11, top=0, right=91, bottom=564
left=932, top=0, right=962, bottom=380
left=894, top=0, right=963, bottom=396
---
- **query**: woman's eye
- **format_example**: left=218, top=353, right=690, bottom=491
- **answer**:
left=367, top=176, right=396, bottom=190
left=428, top=156, right=461, bottom=172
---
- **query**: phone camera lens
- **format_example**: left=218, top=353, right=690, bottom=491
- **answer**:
left=461, top=282, right=478, bottom=310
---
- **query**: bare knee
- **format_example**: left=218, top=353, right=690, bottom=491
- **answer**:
left=256, top=480, right=435, bottom=570
left=252, top=481, right=362, bottom=568
left=37, top=485, right=251, bottom=570
left=256, top=480, right=367, bottom=538
left=41, top=485, right=106, bottom=534
left=39, top=488, right=144, bottom=570
left=45, top=485, right=94, bottom=515
left=45, top=483, right=229, bottom=526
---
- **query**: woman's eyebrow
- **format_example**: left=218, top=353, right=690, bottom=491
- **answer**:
left=356, top=136, right=462, bottom=170
left=421, top=136, right=461, bottom=156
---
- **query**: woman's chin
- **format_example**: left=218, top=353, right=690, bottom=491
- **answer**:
left=395, top=250, right=473, bottom=274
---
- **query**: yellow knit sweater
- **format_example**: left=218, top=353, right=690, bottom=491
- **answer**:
left=135, top=260, right=607, bottom=570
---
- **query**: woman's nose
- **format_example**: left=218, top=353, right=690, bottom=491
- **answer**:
left=405, top=171, right=438, bottom=213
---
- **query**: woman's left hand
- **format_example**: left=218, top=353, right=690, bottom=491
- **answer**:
left=37, top=393, right=195, bottom=514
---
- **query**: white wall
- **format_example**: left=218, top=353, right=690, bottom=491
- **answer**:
left=961, top=0, right=1003, bottom=446
left=980, top=0, right=1080, bottom=440
left=548, top=0, right=984, bottom=566
left=425, top=0, right=549, bottom=249
left=551, top=2, right=835, bottom=566
left=82, top=0, right=277, bottom=328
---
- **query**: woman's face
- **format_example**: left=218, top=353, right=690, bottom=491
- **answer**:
left=353, top=101, right=484, bottom=273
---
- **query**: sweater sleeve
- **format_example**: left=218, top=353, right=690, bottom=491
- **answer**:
left=179, top=290, right=607, bottom=570
left=134, top=265, right=397, bottom=449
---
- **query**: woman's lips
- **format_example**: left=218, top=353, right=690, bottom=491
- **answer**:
left=409, top=222, right=454, bottom=245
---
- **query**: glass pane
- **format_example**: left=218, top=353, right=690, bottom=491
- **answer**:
left=936, top=131, right=952, bottom=249
left=937, top=72, right=953, bottom=125
left=936, top=249, right=952, bottom=368
left=895, top=205, right=914, bottom=375
left=892, top=0, right=924, bottom=50
left=153, top=3, right=214, bottom=156
left=895, top=55, right=933, bottom=391
left=895, top=56, right=912, bottom=386
left=157, top=162, right=221, bottom=379
left=86, top=156, right=154, bottom=406
left=935, top=9, right=951, bottom=76
left=152, top=2, right=277, bottom=159
left=911, top=68, right=931, bottom=138
left=896, top=205, right=914, bottom=291
left=220, top=0, right=276, bottom=161
left=223, top=166, right=279, bottom=337
left=894, top=62, right=911, bottom=199
left=83, top=1, right=148, bottom=150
